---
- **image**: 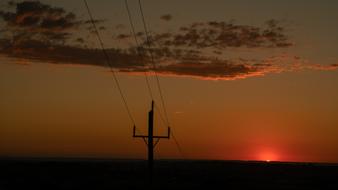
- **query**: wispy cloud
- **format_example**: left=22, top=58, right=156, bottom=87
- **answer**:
left=305, top=64, right=338, bottom=71
left=145, top=19, right=292, bottom=51
left=0, top=1, right=337, bottom=81
left=0, top=1, right=82, bottom=44
left=0, top=1, right=106, bottom=44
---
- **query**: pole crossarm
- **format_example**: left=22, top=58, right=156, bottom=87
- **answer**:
left=132, top=100, right=170, bottom=181
left=133, top=126, right=170, bottom=139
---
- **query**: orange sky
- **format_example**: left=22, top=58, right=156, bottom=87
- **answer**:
left=1, top=0, right=338, bottom=163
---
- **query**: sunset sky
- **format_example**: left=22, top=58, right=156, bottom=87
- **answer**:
left=1, top=0, right=338, bottom=163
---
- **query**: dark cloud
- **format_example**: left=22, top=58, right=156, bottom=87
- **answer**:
left=84, top=19, right=105, bottom=25
left=0, top=35, right=269, bottom=80
left=157, top=60, right=258, bottom=79
left=306, top=63, right=338, bottom=71
left=1, top=1, right=335, bottom=80
left=160, top=14, right=172, bottom=21
left=0, top=1, right=80, bottom=30
left=146, top=20, right=292, bottom=50
left=0, top=39, right=145, bottom=68
left=0, top=36, right=336, bottom=80
left=0, top=1, right=84, bottom=44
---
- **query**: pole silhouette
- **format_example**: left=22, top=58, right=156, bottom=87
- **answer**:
left=133, top=100, right=170, bottom=181
left=148, top=101, right=154, bottom=175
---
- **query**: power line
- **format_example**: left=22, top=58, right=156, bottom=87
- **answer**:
left=125, top=0, right=167, bottom=131
left=154, top=104, right=185, bottom=158
left=171, top=132, right=185, bottom=159
left=83, top=0, right=137, bottom=128
left=124, top=0, right=154, bottom=102
left=155, top=104, right=185, bottom=158
left=86, top=0, right=185, bottom=159
left=125, top=0, right=175, bottom=158
left=138, top=0, right=170, bottom=127
left=154, top=103, right=167, bottom=127
left=137, top=0, right=185, bottom=159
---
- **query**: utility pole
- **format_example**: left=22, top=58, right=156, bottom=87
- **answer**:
left=133, top=100, right=170, bottom=182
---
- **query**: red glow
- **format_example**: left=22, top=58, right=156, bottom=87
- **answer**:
left=259, top=151, right=278, bottom=162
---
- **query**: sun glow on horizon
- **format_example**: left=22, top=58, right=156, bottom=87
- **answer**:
left=259, top=151, right=278, bottom=162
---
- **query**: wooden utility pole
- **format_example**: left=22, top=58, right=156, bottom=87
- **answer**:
left=148, top=101, right=154, bottom=174
left=133, top=100, right=170, bottom=181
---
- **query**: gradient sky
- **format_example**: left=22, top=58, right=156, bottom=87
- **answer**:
left=1, top=0, right=338, bottom=163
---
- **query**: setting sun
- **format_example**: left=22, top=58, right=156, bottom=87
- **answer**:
left=1, top=0, right=338, bottom=188
left=1, top=0, right=338, bottom=165
left=259, top=151, right=278, bottom=162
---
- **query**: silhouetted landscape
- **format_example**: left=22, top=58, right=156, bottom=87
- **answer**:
left=1, top=158, right=338, bottom=189
left=2, top=1, right=338, bottom=189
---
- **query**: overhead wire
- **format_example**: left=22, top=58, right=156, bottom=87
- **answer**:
left=83, top=0, right=138, bottom=129
left=137, top=0, right=185, bottom=158
left=85, top=0, right=185, bottom=159
left=154, top=103, right=185, bottom=158
left=124, top=0, right=154, bottom=102
left=125, top=0, right=167, bottom=130
left=138, top=0, right=170, bottom=127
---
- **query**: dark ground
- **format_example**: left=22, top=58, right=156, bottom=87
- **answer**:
left=1, top=158, right=338, bottom=189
